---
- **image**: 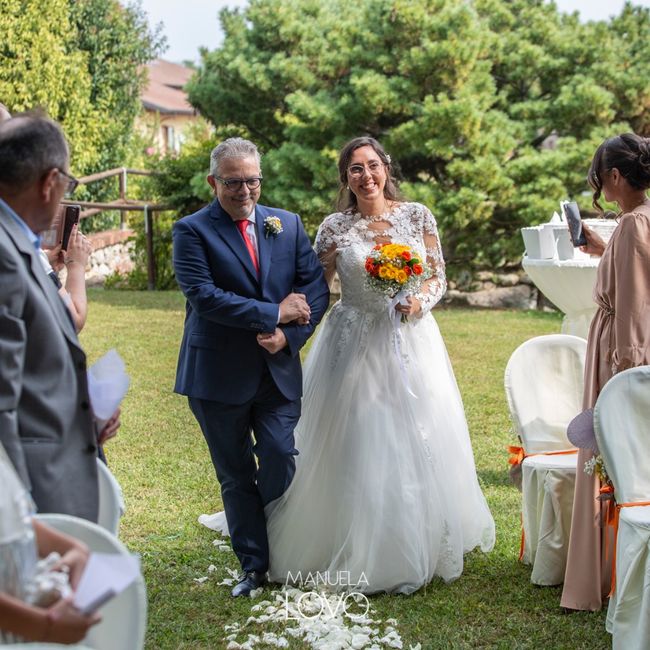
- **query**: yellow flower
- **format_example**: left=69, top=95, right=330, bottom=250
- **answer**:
left=397, top=270, right=408, bottom=283
left=378, top=266, right=389, bottom=279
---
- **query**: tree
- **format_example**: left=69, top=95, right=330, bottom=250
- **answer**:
left=185, top=0, right=650, bottom=277
left=0, top=0, right=164, bottom=177
left=69, top=0, right=165, bottom=173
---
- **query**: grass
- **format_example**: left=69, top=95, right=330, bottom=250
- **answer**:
left=80, top=290, right=609, bottom=649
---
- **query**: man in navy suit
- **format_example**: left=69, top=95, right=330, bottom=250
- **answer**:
left=173, top=137, right=329, bottom=596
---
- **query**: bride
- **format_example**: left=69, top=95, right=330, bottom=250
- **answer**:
left=262, top=137, right=495, bottom=594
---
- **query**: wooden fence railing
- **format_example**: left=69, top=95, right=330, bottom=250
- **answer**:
left=60, top=167, right=171, bottom=290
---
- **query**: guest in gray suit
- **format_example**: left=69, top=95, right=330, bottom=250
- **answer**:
left=0, top=112, right=119, bottom=521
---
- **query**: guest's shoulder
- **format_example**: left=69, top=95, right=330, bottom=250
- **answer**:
left=618, top=207, right=650, bottom=234
left=611, top=208, right=650, bottom=255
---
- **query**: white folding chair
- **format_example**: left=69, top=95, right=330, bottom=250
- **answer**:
left=594, top=366, right=650, bottom=650
left=504, top=334, right=587, bottom=585
left=34, top=513, right=146, bottom=650
left=96, top=459, right=125, bottom=536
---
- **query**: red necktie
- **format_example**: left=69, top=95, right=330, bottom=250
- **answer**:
left=236, top=219, right=259, bottom=274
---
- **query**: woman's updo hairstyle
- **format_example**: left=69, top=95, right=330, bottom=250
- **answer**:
left=336, top=136, right=402, bottom=213
left=588, top=133, right=650, bottom=214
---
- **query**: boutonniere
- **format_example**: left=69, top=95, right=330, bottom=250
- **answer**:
left=264, top=216, right=283, bottom=238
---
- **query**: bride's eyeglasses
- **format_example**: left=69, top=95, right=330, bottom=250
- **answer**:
left=347, top=161, right=386, bottom=178
left=215, top=176, right=263, bottom=191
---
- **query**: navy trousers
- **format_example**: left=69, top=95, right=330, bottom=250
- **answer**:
left=189, top=367, right=300, bottom=573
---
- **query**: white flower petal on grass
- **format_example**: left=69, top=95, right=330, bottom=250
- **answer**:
left=221, top=582, right=411, bottom=649
left=249, top=587, right=264, bottom=599
left=218, top=578, right=235, bottom=586
left=208, top=564, right=217, bottom=572
left=193, top=576, right=208, bottom=584
left=352, top=633, right=372, bottom=648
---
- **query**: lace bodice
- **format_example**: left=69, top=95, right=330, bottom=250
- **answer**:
left=315, top=202, right=447, bottom=316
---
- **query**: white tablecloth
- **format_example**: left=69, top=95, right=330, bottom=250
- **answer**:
left=522, top=256, right=599, bottom=339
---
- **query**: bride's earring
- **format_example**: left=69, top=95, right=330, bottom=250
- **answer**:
left=346, top=185, right=350, bottom=190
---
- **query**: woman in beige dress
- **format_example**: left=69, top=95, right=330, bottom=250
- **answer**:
left=561, top=133, right=650, bottom=610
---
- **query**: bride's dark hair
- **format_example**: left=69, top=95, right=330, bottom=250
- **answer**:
left=588, top=133, right=650, bottom=215
left=336, top=136, right=402, bottom=213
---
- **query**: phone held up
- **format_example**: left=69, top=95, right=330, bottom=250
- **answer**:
left=561, top=200, right=588, bottom=247
left=41, top=204, right=81, bottom=251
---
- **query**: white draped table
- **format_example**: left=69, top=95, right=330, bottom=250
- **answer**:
left=522, top=256, right=599, bottom=339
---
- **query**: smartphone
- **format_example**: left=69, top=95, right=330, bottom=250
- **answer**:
left=41, top=204, right=81, bottom=250
left=561, top=201, right=588, bottom=247
left=60, top=205, right=80, bottom=250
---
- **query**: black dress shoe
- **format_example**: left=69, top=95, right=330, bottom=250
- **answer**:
left=231, top=571, right=267, bottom=597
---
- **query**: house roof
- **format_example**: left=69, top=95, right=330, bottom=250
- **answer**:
left=142, top=59, right=196, bottom=115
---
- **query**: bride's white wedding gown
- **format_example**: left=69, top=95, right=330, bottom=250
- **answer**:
left=263, top=203, right=495, bottom=594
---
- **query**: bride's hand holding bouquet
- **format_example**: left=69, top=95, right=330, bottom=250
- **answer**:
left=364, top=243, right=431, bottom=321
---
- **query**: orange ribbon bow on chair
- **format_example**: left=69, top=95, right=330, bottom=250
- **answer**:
left=508, top=445, right=578, bottom=562
left=599, top=483, right=650, bottom=596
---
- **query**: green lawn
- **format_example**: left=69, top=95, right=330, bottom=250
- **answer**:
left=80, top=290, right=609, bottom=649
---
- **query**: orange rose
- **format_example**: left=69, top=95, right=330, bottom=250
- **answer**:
left=401, top=251, right=412, bottom=261
left=412, top=264, right=423, bottom=275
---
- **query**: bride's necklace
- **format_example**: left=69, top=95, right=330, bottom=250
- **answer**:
left=358, top=201, right=395, bottom=221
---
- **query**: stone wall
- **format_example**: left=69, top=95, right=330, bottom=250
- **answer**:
left=85, top=229, right=135, bottom=286
left=331, top=269, right=552, bottom=311
left=83, top=233, right=549, bottom=311
left=442, top=270, right=540, bottom=310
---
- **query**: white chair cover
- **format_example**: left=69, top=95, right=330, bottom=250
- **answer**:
left=96, top=459, right=125, bottom=536
left=594, top=366, right=650, bottom=650
left=505, top=334, right=586, bottom=585
left=34, top=513, right=146, bottom=650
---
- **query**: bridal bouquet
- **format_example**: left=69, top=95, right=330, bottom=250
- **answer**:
left=364, top=243, right=431, bottom=321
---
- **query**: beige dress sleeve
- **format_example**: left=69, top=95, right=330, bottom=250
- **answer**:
left=610, top=210, right=650, bottom=374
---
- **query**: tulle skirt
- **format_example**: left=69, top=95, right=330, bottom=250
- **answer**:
left=265, top=301, right=495, bottom=594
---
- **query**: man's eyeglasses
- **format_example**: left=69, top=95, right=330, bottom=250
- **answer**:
left=347, top=161, right=385, bottom=178
left=57, top=169, right=79, bottom=197
left=215, top=176, right=263, bottom=191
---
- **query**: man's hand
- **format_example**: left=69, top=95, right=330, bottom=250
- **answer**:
left=257, top=329, right=288, bottom=354
left=279, top=293, right=310, bottom=324
left=98, top=408, right=120, bottom=445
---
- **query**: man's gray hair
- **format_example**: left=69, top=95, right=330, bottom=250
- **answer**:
left=0, top=113, right=69, bottom=193
left=210, top=137, right=261, bottom=176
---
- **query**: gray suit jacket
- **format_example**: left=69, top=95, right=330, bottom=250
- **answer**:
left=0, top=205, right=98, bottom=521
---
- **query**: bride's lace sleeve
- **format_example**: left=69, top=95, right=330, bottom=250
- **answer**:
left=415, top=206, right=447, bottom=316
left=314, top=216, right=340, bottom=287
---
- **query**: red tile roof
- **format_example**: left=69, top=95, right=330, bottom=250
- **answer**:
left=142, top=59, right=196, bottom=115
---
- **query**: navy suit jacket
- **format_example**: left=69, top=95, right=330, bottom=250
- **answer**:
left=172, top=199, right=329, bottom=404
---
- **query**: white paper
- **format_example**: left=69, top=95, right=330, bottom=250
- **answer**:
left=87, top=349, right=130, bottom=424
left=74, top=552, right=140, bottom=614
